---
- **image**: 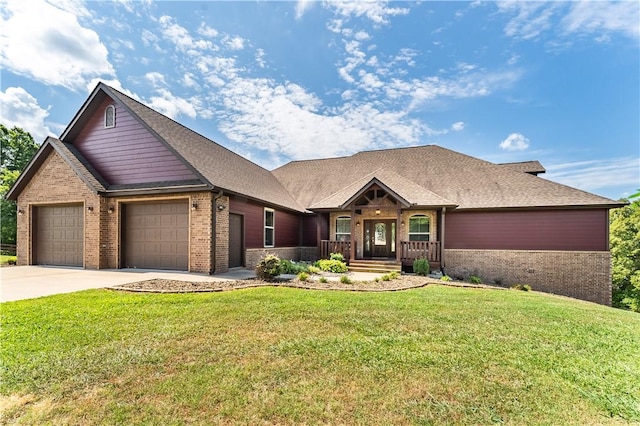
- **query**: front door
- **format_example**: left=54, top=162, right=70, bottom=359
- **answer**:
left=363, top=220, right=396, bottom=258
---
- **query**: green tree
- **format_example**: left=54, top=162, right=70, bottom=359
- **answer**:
left=1, top=125, right=40, bottom=245
left=610, top=199, right=640, bottom=311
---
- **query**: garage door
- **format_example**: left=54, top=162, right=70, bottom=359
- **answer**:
left=123, top=201, right=189, bottom=270
left=36, top=205, right=83, bottom=267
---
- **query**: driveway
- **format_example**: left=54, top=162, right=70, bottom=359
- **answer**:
left=0, top=266, right=256, bottom=303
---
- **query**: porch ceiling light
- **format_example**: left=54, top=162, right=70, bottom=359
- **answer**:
left=375, top=209, right=381, bottom=215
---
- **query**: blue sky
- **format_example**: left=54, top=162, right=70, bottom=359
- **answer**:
left=1, top=0, right=638, bottom=200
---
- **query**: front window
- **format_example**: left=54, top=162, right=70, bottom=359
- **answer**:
left=409, top=215, right=430, bottom=241
left=335, top=216, right=351, bottom=241
left=264, top=208, right=274, bottom=247
left=104, top=105, right=115, bottom=128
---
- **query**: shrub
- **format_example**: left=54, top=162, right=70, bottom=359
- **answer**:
left=389, top=271, right=400, bottom=280
left=470, top=275, right=482, bottom=284
left=297, top=272, right=309, bottom=282
left=308, top=265, right=321, bottom=275
left=413, top=258, right=430, bottom=276
left=319, top=277, right=328, bottom=283
left=510, top=284, right=532, bottom=291
left=256, top=254, right=281, bottom=280
left=330, top=252, right=345, bottom=262
left=340, top=275, right=352, bottom=284
left=381, top=274, right=391, bottom=281
left=441, top=275, right=452, bottom=282
left=317, top=259, right=348, bottom=273
left=280, top=259, right=309, bottom=275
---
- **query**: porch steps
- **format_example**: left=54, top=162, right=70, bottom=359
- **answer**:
left=348, top=260, right=402, bottom=274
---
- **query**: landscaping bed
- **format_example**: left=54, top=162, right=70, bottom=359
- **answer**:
left=111, top=274, right=440, bottom=293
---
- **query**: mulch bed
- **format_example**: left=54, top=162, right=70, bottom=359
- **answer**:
left=109, top=275, right=443, bottom=294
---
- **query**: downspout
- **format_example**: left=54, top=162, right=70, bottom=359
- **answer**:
left=441, top=207, right=446, bottom=273
left=211, top=190, right=224, bottom=274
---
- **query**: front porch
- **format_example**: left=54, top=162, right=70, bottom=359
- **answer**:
left=320, top=240, right=442, bottom=270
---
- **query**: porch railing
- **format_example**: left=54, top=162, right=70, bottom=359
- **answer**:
left=400, top=241, right=441, bottom=265
left=320, top=240, right=351, bottom=260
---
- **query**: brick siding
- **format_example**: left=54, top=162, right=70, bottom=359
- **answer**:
left=444, top=249, right=612, bottom=305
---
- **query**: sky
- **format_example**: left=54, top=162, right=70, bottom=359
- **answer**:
left=1, top=0, right=638, bottom=201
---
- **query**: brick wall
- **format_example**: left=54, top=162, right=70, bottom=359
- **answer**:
left=214, top=195, right=229, bottom=273
left=245, top=246, right=318, bottom=269
left=16, top=151, right=101, bottom=268
left=444, top=249, right=612, bottom=305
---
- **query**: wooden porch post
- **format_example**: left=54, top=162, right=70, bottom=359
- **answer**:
left=316, top=212, right=322, bottom=258
left=440, top=207, right=446, bottom=269
left=350, top=204, right=356, bottom=262
left=396, top=207, right=402, bottom=262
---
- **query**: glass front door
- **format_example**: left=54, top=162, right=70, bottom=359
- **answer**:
left=364, top=220, right=396, bottom=258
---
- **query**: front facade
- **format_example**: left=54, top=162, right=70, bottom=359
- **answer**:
left=7, top=82, right=623, bottom=305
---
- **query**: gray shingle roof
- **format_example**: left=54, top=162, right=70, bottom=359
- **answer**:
left=499, top=160, right=546, bottom=175
left=273, top=145, right=621, bottom=210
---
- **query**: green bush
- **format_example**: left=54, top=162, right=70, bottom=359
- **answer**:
left=340, top=275, right=352, bottom=284
left=330, top=252, right=345, bottom=262
left=470, top=275, right=482, bottom=284
left=280, top=259, right=309, bottom=274
left=389, top=271, right=400, bottom=280
left=440, top=275, right=452, bottom=282
left=308, top=265, right=321, bottom=275
left=413, top=258, right=430, bottom=276
left=297, top=272, right=309, bottom=282
left=256, top=254, right=281, bottom=280
left=319, top=276, right=328, bottom=283
left=381, top=274, right=391, bottom=281
left=316, top=259, right=348, bottom=273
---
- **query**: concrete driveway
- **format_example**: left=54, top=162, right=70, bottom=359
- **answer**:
left=0, top=266, right=256, bottom=303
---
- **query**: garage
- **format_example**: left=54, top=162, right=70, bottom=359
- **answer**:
left=35, top=204, right=84, bottom=267
left=123, top=201, right=189, bottom=270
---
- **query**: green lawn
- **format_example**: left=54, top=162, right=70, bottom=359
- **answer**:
left=2, top=285, right=639, bottom=425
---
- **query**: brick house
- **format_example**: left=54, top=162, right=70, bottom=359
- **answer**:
left=6, top=83, right=624, bottom=305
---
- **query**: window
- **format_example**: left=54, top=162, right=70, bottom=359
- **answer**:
left=335, top=216, right=351, bottom=241
left=409, top=215, right=430, bottom=241
left=104, top=105, right=115, bottom=128
left=264, top=208, right=274, bottom=247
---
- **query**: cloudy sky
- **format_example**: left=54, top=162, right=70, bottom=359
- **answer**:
left=1, top=0, right=638, bottom=200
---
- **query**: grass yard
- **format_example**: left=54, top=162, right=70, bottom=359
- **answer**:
left=2, top=285, right=639, bottom=425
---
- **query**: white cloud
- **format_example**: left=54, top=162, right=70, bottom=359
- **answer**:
left=255, top=48, right=266, bottom=68
left=328, top=1, right=410, bottom=26
left=158, top=15, right=213, bottom=52
left=85, top=78, right=140, bottom=100
left=0, top=0, right=115, bottom=90
left=146, top=88, right=197, bottom=120
left=224, top=36, right=245, bottom=50
left=451, top=121, right=465, bottom=132
left=499, top=2, right=561, bottom=40
left=145, top=71, right=167, bottom=87
left=198, top=23, right=219, bottom=38
left=545, top=157, right=640, bottom=194
left=0, top=87, right=54, bottom=141
left=499, top=133, right=530, bottom=151
left=295, top=0, right=313, bottom=20
left=562, top=1, right=640, bottom=39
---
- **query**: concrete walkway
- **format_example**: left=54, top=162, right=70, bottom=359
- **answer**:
left=0, top=266, right=256, bottom=303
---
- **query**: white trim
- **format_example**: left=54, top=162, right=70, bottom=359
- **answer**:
left=264, top=207, right=275, bottom=247
left=408, top=214, right=430, bottom=241
left=104, top=105, right=115, bottom=128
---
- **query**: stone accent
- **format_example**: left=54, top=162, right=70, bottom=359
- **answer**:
left=444, top=249, right=612, bottom=305
left=245, top=247, right=318, bottom=269
left=214, top=195, right=229, bottom=273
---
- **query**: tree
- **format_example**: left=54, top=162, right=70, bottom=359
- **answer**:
left=610, top=199, right=640, bottom=312
left=0, top=125, right=40, bottom=245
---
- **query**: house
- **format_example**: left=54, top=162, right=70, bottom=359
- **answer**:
left=6, top=82, right=624, bottom=305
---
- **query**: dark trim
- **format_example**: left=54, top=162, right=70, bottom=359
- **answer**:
left=452, top=204, right=627, bottom=212
left=339, top=178, right=411, bottom=209
left=101, top=185, right=210, bottom=197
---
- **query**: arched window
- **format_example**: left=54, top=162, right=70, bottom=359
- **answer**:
left=104, top=105, right=115, bottom=128
left=408, top=215, right=430, bottom=241
left=335, top=216, right=351, bottom=241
